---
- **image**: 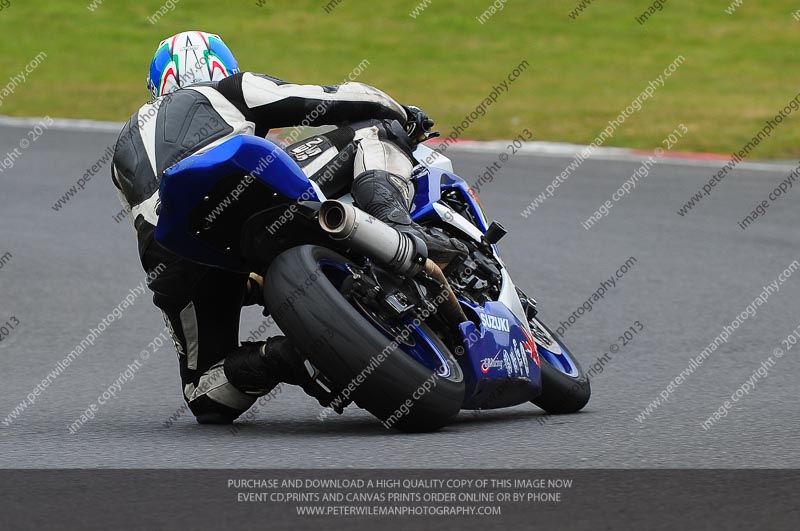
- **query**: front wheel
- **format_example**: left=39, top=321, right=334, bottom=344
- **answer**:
left=521, top=298, right=591, bottom=414
left=264, top=245, right=465, bottom=432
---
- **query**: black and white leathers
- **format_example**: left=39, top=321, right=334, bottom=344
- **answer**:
left=112, top=72, right=410, bottom=262
left=111, top=72, right=418, bottom=421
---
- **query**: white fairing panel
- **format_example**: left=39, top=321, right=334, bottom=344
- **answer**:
left=432, top=203, right=483, bottom=243
left=498, top=269, right=532, bottom=334
left=414, top=144, right=454, bottom=172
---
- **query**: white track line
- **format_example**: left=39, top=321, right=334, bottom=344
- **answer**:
left=444, top=140, right=797, bottom=173
left=0, top=115, right=123, bottom=133
left=1, top=115, right=795, bottom=172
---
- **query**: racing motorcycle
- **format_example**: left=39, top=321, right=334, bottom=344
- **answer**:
left=157, top=129, right=591, bottom=432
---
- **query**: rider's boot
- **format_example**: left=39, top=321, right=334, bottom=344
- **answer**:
left=352, top=169, right=468, bottom=265
left=224, top=337, right=335, bottom=407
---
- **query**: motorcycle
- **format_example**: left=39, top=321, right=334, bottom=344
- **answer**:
left=156, top=131, right=591, bottom=432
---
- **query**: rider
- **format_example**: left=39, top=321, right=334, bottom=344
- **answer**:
left=111, top=31, right=464, bottom=424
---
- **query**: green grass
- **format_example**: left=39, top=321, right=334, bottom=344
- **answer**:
left=1, top=0, right=800, bottom=158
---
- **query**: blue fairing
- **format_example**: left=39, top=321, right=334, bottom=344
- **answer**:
left=156, top=135, right=319, bottom=270
left=409, top=167, right=442, bottom=220
left=411, top=167, right=489, bottom=232
left=458, top=301, right=542, bottom=407
left=157, top=138, right=542, bottom=407
left=412, top=166, right=540, bottom=406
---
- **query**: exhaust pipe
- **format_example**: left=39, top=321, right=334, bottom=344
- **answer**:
left=319, top=200, right=427, bottom=277
left=319, top=200, right=469, bottom=327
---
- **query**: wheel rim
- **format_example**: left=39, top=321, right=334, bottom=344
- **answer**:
left=528, top=315, right=580, bottom=378
left=317, top=259, right=455, bottom=379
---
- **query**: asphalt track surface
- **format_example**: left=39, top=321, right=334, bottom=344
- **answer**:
left=1, top=124, right=798, bottom=469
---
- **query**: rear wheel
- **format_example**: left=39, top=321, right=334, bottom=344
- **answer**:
left=264, top=245, right=465, bottom=432
left=521, top=298, right=591, bottom=414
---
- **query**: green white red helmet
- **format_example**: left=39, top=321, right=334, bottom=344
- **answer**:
left=147, top=31, right=239, bottom=99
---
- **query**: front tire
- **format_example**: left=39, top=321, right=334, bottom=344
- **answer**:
left=521, top=299, right=591, bottom=414
left=264, top=245, right=465, bottom=432
left=533, top=352, right=591, bottom=414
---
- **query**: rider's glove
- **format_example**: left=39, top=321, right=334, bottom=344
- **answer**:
left=403, top=105, right=436, bottom=146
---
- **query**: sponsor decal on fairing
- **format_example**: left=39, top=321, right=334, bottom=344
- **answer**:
left=480, top=313, right=510, bottom=332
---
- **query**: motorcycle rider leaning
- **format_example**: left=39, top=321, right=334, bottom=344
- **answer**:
left=111, top=31, right=464, bottom=424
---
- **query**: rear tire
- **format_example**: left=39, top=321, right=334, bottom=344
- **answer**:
left=264, top=245, right=464, bottom=432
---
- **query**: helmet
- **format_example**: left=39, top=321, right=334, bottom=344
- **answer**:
left=147, top=31, right=239, bottom=99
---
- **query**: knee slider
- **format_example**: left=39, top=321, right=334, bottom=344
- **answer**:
left=188, top=395, right=239, bottom=425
